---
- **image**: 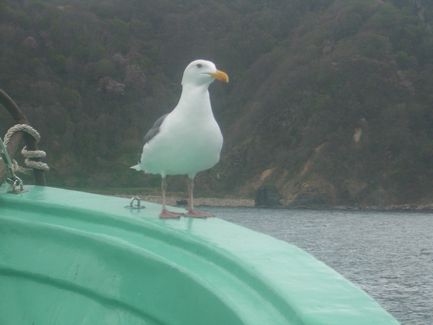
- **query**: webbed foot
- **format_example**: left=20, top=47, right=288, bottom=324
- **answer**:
left=185, top=209, right=214, bottom=218
left=159, top=209, right=183, bottom=219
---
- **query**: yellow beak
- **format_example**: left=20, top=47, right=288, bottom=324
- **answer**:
left=209, top=70, right=229, bottom=83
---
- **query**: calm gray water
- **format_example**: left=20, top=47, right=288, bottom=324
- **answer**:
left=208, top=207, right=433, bottom=325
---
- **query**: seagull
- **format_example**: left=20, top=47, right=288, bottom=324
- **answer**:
left=131, top=59, right=229, bottom=218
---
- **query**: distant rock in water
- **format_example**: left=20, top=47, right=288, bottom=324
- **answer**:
left=255, top=185, right=282, bottom=208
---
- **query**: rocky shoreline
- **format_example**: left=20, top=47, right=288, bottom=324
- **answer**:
left=77, top=188, right=255, bottom=207
left=131, top=195, right=255, bottom=208
left=123, top=195, right=433, bottom=212
left=85, top=188, right=433, bottom=211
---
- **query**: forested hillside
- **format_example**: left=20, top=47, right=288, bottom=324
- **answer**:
left=1, top=0, right=433, bottom=207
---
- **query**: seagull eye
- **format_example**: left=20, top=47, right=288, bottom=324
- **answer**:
left=196, top=63, right=203, bottom=68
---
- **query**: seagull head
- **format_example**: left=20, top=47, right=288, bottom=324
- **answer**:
left=181, top=59, right=229, bottom=87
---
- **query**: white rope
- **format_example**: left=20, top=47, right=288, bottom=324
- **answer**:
left=4, top=124, right=41, bottom=145
left=3, top=124, right=49, bottom=173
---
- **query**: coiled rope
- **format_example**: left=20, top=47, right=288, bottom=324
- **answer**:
left=3, top=124, right=49, bottom=174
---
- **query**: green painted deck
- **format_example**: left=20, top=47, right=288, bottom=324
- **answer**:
left=0, top=186, right=399, bottom=324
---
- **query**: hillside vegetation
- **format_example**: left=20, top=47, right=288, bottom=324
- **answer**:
left=1, top=0, right=433, bottom=208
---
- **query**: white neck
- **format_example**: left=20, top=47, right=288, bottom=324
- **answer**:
left=174, top=84, right=214, bottom=119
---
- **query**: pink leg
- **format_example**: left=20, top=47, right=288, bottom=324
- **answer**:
left=159, top=177, right=183, bottom=219
left=185, top=177, right=214, bottom=218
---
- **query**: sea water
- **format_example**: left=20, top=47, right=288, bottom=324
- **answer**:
left=208, top=207, right=433, bottom=325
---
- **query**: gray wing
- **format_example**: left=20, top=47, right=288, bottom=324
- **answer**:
left=143, top=114, right=168, bottom=144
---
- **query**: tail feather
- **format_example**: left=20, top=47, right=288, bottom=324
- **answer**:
left=130, top=164, right=142, bottom=171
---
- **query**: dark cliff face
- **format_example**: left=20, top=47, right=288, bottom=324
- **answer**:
left=204, top=0, right=433, bottom=208
left=1, top=0, right=433, bottom=208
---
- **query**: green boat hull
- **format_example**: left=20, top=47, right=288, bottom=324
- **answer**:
left=0, top=186, right=399, bottom=324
